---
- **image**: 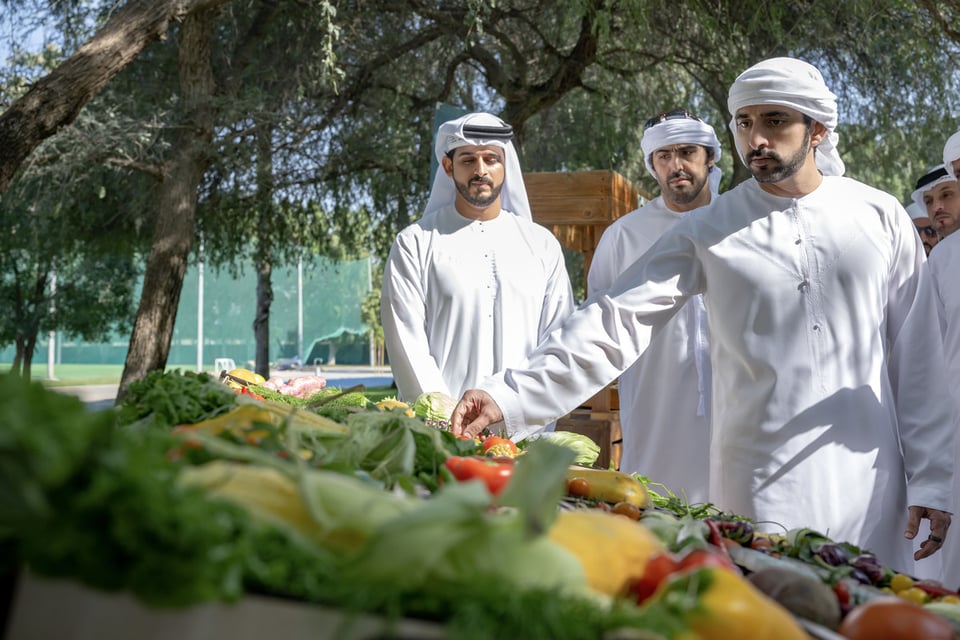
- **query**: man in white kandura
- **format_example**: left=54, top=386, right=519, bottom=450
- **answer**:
left=587, top=108, right=722, bottom=503
left=381, top=112, right=574, bottom=437
left=451, top=58, right=953, bottom=574
left=925, top=146, right=960, bottom=588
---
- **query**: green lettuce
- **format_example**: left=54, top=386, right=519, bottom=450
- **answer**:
left=531, top=431, right=601, bottom=466
left=411, top=391, right=458, bottom=428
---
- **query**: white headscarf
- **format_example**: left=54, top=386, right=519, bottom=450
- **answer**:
left=911, top=165, right=954, bottom=211
left=944, top=129, right=960, bottom=179
left=641, top=115, right=724, bottom=195
left=423, top=112, right=531, bottom=219
left=727, top=57, right=845, bottom=177
left=906, top=202, right=928, bottom=221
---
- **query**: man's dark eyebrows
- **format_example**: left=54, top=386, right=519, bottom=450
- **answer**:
left=454, top=148, right=502, bottom=159
left=735, top=110, right=792, bottom=120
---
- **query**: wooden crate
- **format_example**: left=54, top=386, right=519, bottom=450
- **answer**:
left=524, top=170, right=639, bottom=226
left=525, top=170, right=639, bottom=296
left=555, top=409, right=622, bottom=470
left=525, top=170, right=634, bottom=415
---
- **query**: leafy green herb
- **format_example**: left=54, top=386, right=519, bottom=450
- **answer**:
left=115, top=369, right=237, bottom=430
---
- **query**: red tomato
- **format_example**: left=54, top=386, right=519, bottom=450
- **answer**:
left=481, top=435, right=518, bottom=455
left=676, top=547, right=740, bottom=574
left=628, top=552, right=681, bottom=604
left=838, top=597, right=953, bottom=640
left=833, top=581, right=851, bottom=607
left=611, top=501, right=642, bottom=520
left=566, top=477, right=591, bottom=498
left=442, top=456, right=514, bottom=496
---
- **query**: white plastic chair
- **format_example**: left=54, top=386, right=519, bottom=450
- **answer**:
left=214, top=358, right=236, bottom=373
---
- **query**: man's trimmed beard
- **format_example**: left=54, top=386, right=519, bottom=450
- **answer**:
left=455, top=177, right=503, bottom=208
left=661, top=168, right=710, bottom=206
left=748, top=127, right=812, bottom=184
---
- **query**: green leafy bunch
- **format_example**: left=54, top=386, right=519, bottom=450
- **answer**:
left=115, top=369, right=238, bottom=430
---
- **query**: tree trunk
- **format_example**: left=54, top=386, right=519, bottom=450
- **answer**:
left=117, top=8, right=218, bottom=401
left=253, top=121, right=275, bottom=380
left=254, top=262, right=273, bottom=379
left=20, top=332, right=38, bottom=383
left=0, top=0, right=233, bottom=195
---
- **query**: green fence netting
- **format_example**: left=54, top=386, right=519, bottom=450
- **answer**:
left=2, top=256, right=372, bottom=368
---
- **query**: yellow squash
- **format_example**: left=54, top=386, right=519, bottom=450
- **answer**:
left=698, top=568, right=808, bottom=639
left=566, top=466, right=651, bottom=507
left=548, top=508, right=665, bottom=596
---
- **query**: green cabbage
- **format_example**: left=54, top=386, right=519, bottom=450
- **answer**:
left=411, top=391, right=458, bottom=428
left=532, top=431, right=601, bottom=466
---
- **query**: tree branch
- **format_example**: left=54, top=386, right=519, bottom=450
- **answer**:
left=0, top=0, right=234, bottom=194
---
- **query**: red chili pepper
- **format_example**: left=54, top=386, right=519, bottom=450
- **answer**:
left=443, top=455, right=515, bottom=495
left=915, top=580, right=960, bottom=599
left=704, top=518, right=738, bottom=569
left=237, top=386, right=265, bottom=401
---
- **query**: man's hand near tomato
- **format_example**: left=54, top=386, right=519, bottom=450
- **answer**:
left=451, top=389, right=503, bottom=439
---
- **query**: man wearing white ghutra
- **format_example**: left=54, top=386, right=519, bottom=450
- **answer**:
left=588, top=108, right=722, bottom=503
left=452, top=58, right=953, bottom=575
left=381, top=112, right=574, bottom=439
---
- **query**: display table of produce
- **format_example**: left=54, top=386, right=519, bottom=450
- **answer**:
left=3, top=369, right=960, bottom=640
left=6, top=571, right=446, bottom=640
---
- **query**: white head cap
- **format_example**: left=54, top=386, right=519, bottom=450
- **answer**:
left=911, top=165, right=954, bottom=211
left=640, top=111, right=723, bottom=196
left=423, top=112, right=530, bottom=219
left=906, top=202, right=929, bottom=221
left=944, top=129, right=960, bottom=179
left=727, top=57, right=845, bottom=177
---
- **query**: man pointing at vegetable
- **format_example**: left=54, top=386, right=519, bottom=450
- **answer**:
left=452, top=58, right=954, bottom=575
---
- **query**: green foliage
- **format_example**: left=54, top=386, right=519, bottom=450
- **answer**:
left=0, top=374, right=254, bottom=606
left=0, top=370, right=688, bottom=639
left=115, top=369, right=238, bottom=429
left=3, top=0, right=960, bottom=375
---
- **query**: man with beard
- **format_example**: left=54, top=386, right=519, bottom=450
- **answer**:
left=380, top=112, right=573, bottom=433
left=922, top=166, right=960, bottom=239
left=451, top=58, right=953, bottom=575
left=927, top=144, right=960, bottom=588
left=587, top=109, right=722, bottom=501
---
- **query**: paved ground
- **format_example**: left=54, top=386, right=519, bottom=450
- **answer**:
left=53, top=365, right=395, bottom=411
